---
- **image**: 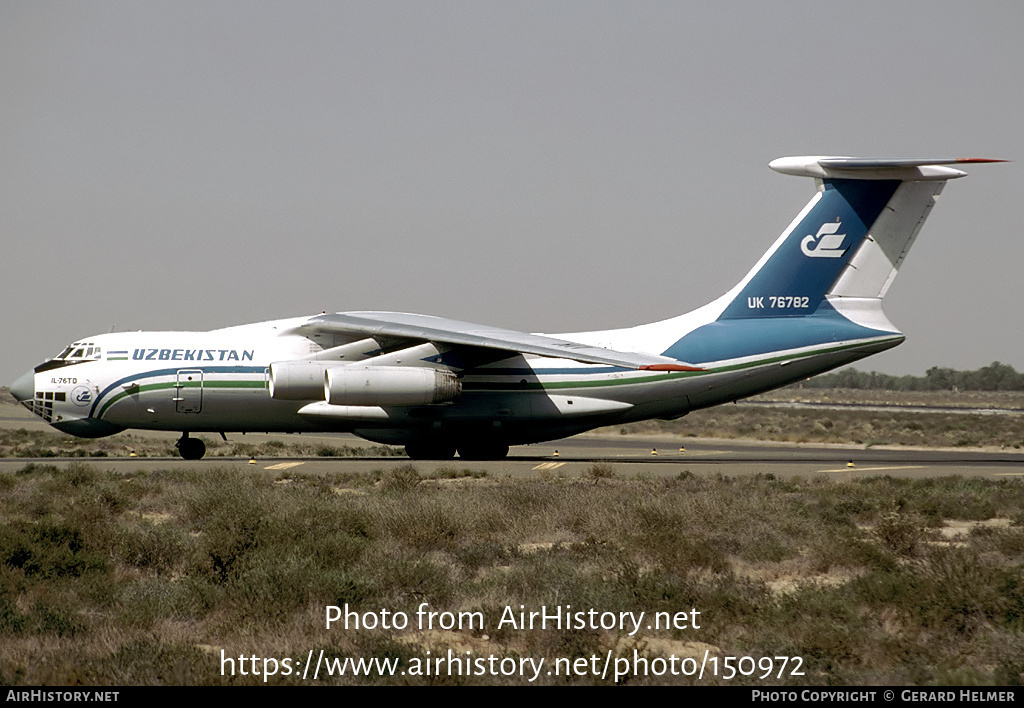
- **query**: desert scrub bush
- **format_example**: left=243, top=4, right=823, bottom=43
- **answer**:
left=490, top=551, right=589, bottom=615
left=586, top=463, right=616, bottom=480
left=1000, top=570, right=1024, bottom=632
left=14, top=462, right=61, bottom=476
left=851, top=475, right=1021, bottom=524
left=182, top=468, right=272, bottom=523
left=811, top=496, right=874, bottom=529
left=180, top=471, right=272, bottom=583
left=116, top=577, right=216, bottom=628
left=372, top=496, right=467, bottom=552
left=362, top=549, right=457, bottom=609
left=601, top=559, right=708, bottom=615
left=292, top=442, right=402, bottom=457
left=76, top=636, right=222, bottom=685
left=768, top=585, right=866, bottom=665
left=226, top=442, right=261, bottom=458
left=969, top=525, right=1024, bottom=559
left=452, top=540, right=519, bottom=572
left=908, top=546, right=1014, bottom=635
left=378, top=463, right=421, bottom=492
left=807, top=530, right=898, bottom=574
left=174, top=478, right=380, bottom=618
left=24, top=602, right=85, bottom=638
left=0, top=516, right=109, bottom=580
left=113, top=522, right=188, bottom=574
left=848, top=546, right=1019, bottom=638
left=739, top=535, right=796, bottom=563
left=428, top=466, right=487, bottom=479
left=874, top=512, right=929, bottom=557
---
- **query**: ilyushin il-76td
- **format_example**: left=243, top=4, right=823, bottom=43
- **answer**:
left=11, top=157, right=1002, bottom=460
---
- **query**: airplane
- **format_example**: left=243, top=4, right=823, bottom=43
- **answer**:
left=10, top=156, right=1003, bottom=460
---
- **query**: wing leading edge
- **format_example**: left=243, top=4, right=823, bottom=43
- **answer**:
left=302, top=311, right=703, bottom=371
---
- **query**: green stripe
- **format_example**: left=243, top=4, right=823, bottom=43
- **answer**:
left=97, top=379, right=267, bottom=419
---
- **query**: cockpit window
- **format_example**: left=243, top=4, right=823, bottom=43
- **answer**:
left=53, top=343, right=102, bottom=362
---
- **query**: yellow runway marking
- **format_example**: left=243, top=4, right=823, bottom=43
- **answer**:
left=533, top=462, right=566, bottom=470
left=817, top=465, right=924, bottom=473
left=994, top=472, right=1024, bottom=477
left=265, top=462, right=305, bottom=470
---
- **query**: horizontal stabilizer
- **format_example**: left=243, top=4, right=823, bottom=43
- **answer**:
left=770, top=156, right=1006, bottom=180
left=817, top=157, right=1006, bottom=168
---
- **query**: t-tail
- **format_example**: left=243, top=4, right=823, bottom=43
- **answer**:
left=646, top=157, right=1004, bottom=371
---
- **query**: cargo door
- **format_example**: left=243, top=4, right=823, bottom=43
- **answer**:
left=175, top=369, right=203, bottom=413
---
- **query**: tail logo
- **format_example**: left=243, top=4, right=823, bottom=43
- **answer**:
left=801, top=221, right=847, bottom=259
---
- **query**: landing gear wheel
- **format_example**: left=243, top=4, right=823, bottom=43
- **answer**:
left=404, top=442, right=456, bottom=460
left=176, top=435, right=206, bottom=460
left=457, top=442, right=510, bottom=460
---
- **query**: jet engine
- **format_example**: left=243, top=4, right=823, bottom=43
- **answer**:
left=324, top=366, right=461, bottom=406
left=268, top=361, right=330, bottom=400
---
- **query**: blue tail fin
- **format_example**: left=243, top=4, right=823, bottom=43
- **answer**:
left=720, top=177, right=900, bottom=319
left=718, top=157, right=1008, bottom=320
left=657, top=157, right=1001, bottom=366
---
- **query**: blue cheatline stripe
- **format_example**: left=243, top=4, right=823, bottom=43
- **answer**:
left=89, top=366, right=266, bottom=417
left=661, top=300, right=900, bottom=365
left=720, top=178, right=900, bottom=320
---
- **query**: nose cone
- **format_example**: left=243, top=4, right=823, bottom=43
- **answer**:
left=10, top=369, right=34, bottom=403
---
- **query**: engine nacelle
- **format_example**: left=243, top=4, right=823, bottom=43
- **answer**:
left=324, top=366, right=461, bottom=406
left=268, top=361, right=330, bottom=400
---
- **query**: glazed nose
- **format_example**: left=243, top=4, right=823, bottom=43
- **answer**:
left=10, top=369, right=34, bottom=403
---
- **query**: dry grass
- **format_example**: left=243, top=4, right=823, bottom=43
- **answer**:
left=2, top=462, right=1023, bottom=685
left=607, top=402, right=1024, bottom=449
left=754, top=387, right=1024, bottom=410
left=0, top=426, right=403, bottom=460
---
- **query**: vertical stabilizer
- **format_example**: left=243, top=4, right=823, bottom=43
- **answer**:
left=655, top=157, right=1002, bottom=366
left=717, top=157, right=1004, bottom=321
left=719, top=176, right=901, bottom=319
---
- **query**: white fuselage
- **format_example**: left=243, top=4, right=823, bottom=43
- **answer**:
left=21, top=312, right=897, bottom=447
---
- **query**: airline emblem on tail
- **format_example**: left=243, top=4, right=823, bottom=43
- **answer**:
left=801, top=221, right=847, bottom=258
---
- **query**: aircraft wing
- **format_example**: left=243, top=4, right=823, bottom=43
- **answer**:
left=303, top=311, right=700, bottom=371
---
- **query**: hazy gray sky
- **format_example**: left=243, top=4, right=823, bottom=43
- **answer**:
left=2, top=1, right=1021, bottom=384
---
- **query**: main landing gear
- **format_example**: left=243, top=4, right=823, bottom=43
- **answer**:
left=404, top=441, right=456, bottom=460
left=176, top=433, right=206, bottom=460
left=456, top=442, right=510, bottom=461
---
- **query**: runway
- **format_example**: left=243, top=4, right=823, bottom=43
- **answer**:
left=2, top=431, right=1022, bottom=480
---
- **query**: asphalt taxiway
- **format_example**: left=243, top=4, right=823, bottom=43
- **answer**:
left=2, top=430, right=1022, bottom=480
